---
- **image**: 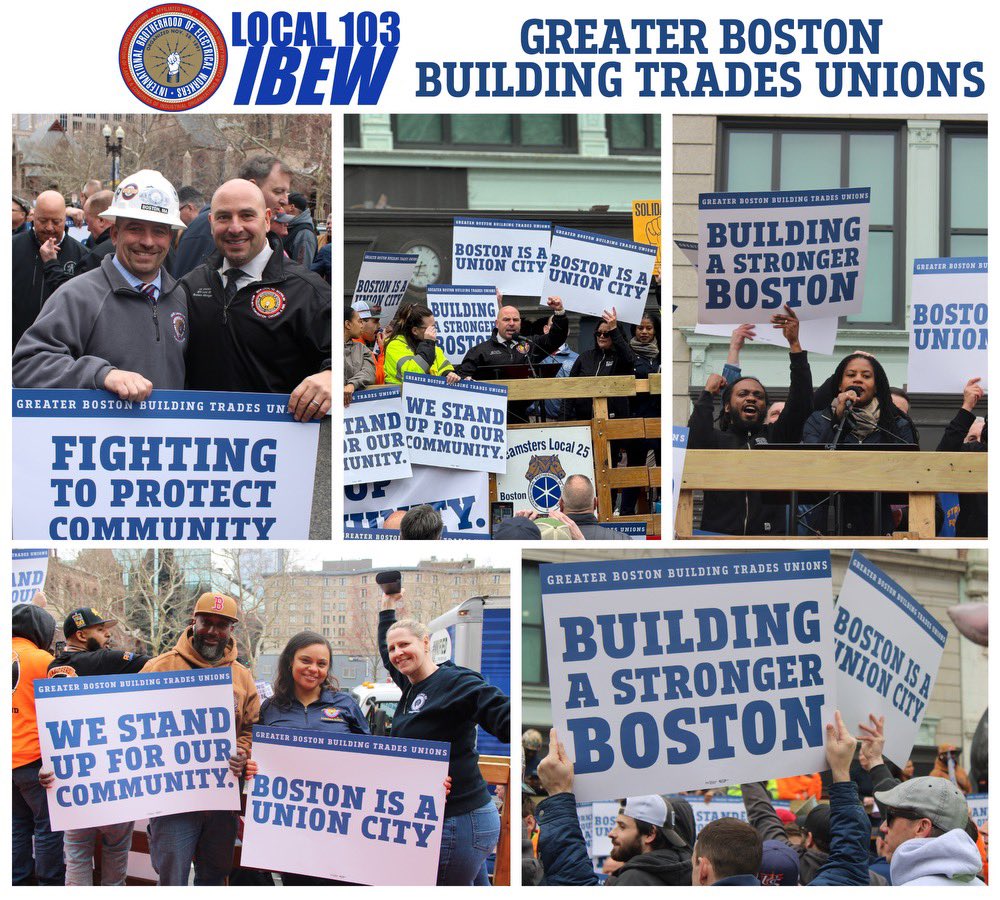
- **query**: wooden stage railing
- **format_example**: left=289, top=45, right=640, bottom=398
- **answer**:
left=485, top=374, right=662, bottom=536
left=479, top=754, right=511, bottom=886
left=677, top=450, right=987, bottom=539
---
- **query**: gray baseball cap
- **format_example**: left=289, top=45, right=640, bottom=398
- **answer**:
left=622, top=795, right=687, bottom=848
left=874, top=776, right=969, bottom=832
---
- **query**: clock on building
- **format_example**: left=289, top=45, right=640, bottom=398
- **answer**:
left=400, top=241, right=442, bottom=294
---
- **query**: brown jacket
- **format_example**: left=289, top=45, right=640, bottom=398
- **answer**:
left=141, top=628, right=259, bottom=756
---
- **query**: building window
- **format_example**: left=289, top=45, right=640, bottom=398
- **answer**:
left=323, top=615, right=330, bottom=624
left=607, top=114, right=660, bottom=155
left=942, top=126, right=987, bottom=257
left=718, top=119, right=904, bottom=328
left=338, top=602, right=346, bottom=611
left=345, top=114, right=361, bottom=148
left=522, top=566, right=546, bottom=687
left=492, top=575, right=501, bottom=584
left=392, top=114, right=576, bottom=153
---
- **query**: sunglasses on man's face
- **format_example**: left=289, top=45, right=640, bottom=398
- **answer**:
left=884, top=810, right=920, bottom=827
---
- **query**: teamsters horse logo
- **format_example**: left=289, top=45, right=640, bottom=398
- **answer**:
left=525, top=454, right=567, bottom=512
left=119, top=5, right=227, bottom=111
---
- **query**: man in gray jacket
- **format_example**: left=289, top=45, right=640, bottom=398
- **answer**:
left=13, top=170, right=188, bottom=400
left=344, top=303, right=375, bottom=406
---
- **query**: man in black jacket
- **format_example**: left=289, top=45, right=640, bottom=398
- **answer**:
left=47, top=606, right=150, bottom=677
left=12, top=190, right=87, bottom=349
left=686, top=306, right=812, bottom=535
left=182, top=178, right=331, bottom=420
left=459, top=297, right=568, bottom=424
left=558, top=474, right=632, bottom=540
left=42, top=607, right=151, bottom=884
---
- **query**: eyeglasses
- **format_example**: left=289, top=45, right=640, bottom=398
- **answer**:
left=884, top=810, right=919, bottom=827
left=596, top=330, right=613, bottom=336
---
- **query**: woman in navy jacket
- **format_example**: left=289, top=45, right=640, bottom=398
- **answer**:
left=378, top=596, right=510, bottom=886
left=246, top=631, right=369, bottom=884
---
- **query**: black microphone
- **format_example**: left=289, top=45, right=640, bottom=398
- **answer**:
left=842, top=384, right=863, bottom=415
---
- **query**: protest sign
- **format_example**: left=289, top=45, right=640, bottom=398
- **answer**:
left=344, top=387, right=410, bottom=486
left=600, top=522, right=646, bottom=539
left=403, top=373, right=507, bottom=475
left=672, top=426, right=688, bottom=530
left=34, top=669, right=240, bottom=831
left=452, top=216, right=551, bottom=296
left=908, top=257, right=988, bottom=393
left=541, top=227, right=656, bottom=324
left=426, top=284, right=498, bottom=359
left=697, top=188, right=870, bottom=323
left=542, top=552, right=836, bottom=801
left=13, top=549, right=49, bottom=604
left=694, top=318, right=838, bottom=356
left=590, top=800, right=619, bottom=857
left=497, top=425, right=594, bottom=513
left=352, top=251, right=419, bottom=318
left=833, top=552, right=946, bottom=765
left=344, top=464, right=490, bottom=535
left=13, top=389, right=320, bottom=541
left=632, top=201, right=661, bottom=278
left=241, top=726, right=449, bottom=886
left=343, top=527, right=491, bottom=540
left=577, top=802, right=595, bottom=858
left=680, top=238, right=840, bottom=353
left=968, top=794, right=988, bottom=829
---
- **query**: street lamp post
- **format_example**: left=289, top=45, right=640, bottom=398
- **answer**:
left=102, top=124, right=125, bottom=189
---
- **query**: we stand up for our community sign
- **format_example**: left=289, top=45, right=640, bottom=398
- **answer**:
left=541, top=551, right=947, bottom=802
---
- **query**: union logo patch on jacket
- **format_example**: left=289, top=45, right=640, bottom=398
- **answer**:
left=251, top=288, right=287, bottom=319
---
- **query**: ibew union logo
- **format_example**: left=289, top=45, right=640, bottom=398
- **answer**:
left=119, top=5, right=227, bottom=111
left=525, top=454, right=567, bottom=512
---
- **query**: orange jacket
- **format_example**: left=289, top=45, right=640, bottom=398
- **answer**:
left=354, top=335, right=384, bottom=385
left=775, top=774, right=823, bottom=801
left=141, top=628, right=259, bottom=756
left=13, top=637, right=55, bottom=768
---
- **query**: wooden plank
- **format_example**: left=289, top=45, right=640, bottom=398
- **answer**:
left=648, top=373, right=661, bottom=395
left=908, top=492, right=937, bottom=539
left=483, top=375, right=637, bottom=401
left=681, top=450, right=985, bottom=492
left=608, top=467, right=651, bottom=488
left=604, top=419, right=646, bottom=440
left=644, top=419, right=661, bottom=439
left=591, top=399, right=614, bottom=520
left=648, top=466, right=662, bottom=488
left=675, top=490, right=694, bottom=537
left=479, top=756, right=510, bottom=887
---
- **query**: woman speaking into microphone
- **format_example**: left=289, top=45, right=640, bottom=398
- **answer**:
left=802, top=351, right=915, bottom=535
left=377, top=573, right=510, bottom=885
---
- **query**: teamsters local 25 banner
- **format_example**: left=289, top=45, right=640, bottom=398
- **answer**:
left=13, top=389, right=320, bottom=540
left=241, top=726, right=449, bottom=886
left=542, top=552, right=836, bottom=802
left=34, top=670, right=240, bottom=831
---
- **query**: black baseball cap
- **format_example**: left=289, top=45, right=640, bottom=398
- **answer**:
left=63, top=607, right=116, bottom=638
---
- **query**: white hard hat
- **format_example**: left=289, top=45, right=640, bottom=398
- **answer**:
left=103, top=170, right=186, bottom=230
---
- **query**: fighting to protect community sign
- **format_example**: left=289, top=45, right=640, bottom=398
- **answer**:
left=542, top=552, right=836, bottom=802
left=833, top=552, right=946, bottom=765
left=241, top=727, right=449, bottom=886
left=452, top=216, right=551, bottom=296
left=541, top=227, right=656, bottom=324
left=403, top=373, right=508, bottom=475
left=13, top=389, right=320, bottom=540
left=697, top=188, right=870, bottom=323
left=12, top=549, right=49, bottom=604
left=34, top=669, right=240, bottom=831
left=907, top=257, right=988, bottom=394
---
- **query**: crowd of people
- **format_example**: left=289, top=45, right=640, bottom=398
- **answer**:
left=686, top=309, right=987, bottom=536
left=13, top=159, right=331, bottom=413
left=12, top=585, right=510, bottom=886
left=521, top=714, right=988, bottom=887
left=344, top=280, right=663, bottom=524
